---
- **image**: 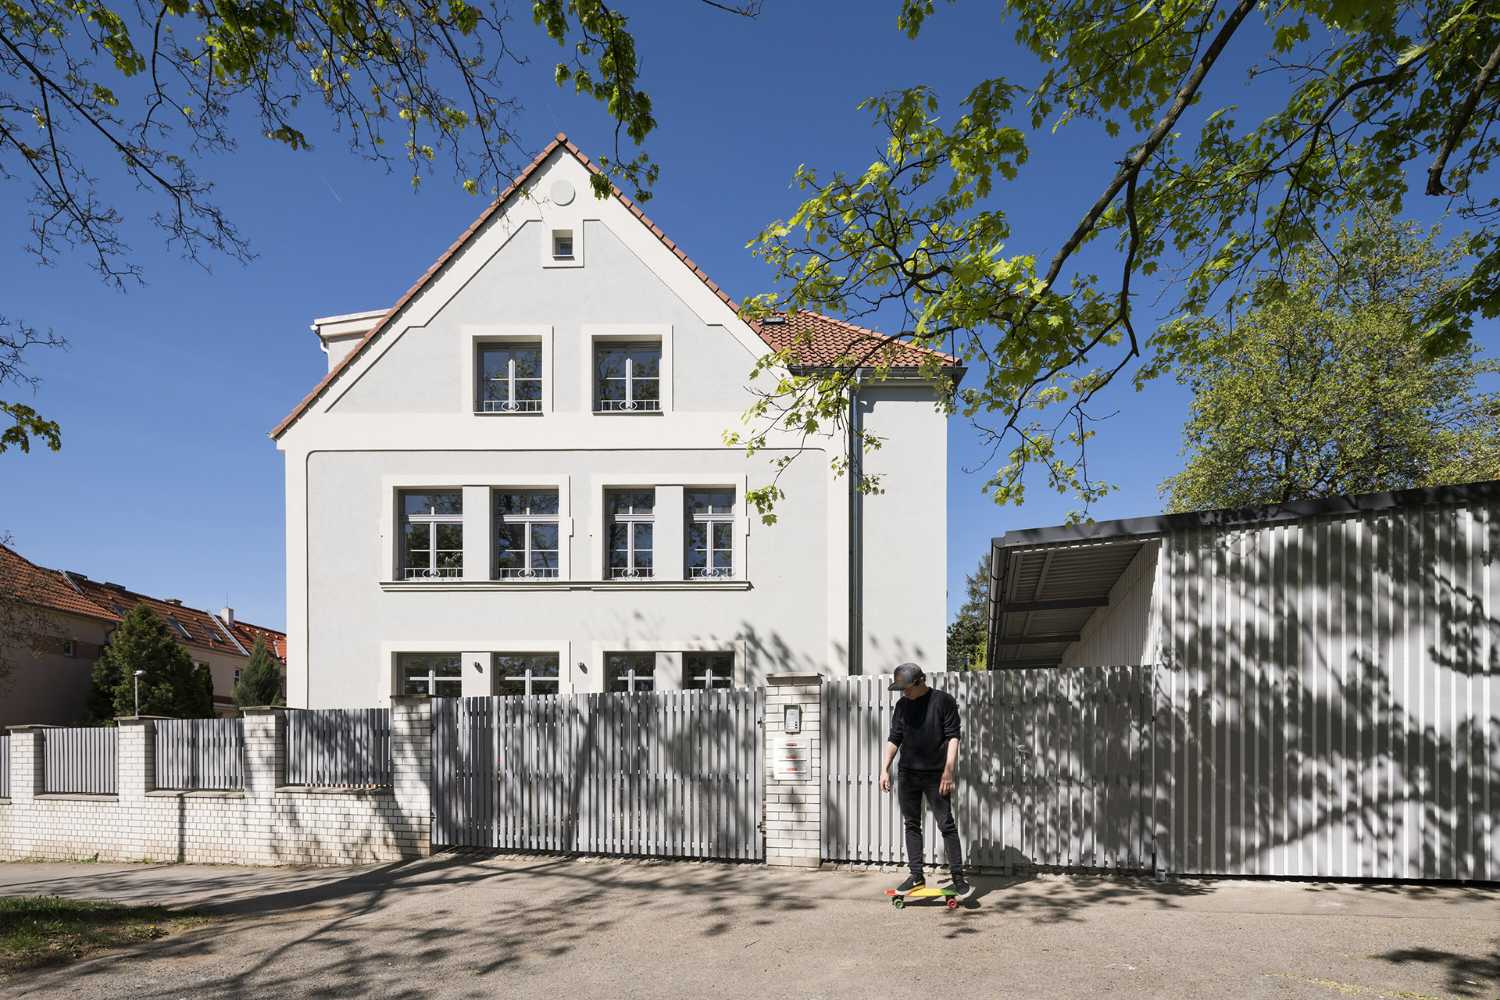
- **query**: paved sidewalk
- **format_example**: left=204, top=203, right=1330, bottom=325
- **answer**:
left=0, top=856, right=1496, bottom=999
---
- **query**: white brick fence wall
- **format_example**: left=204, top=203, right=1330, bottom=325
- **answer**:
left=0, top=697, right=432, bottom=866
left=0, top=682, right=837, bottom=869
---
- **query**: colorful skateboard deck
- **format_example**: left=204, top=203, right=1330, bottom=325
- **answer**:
left=885, top=886, right=960, bottom=909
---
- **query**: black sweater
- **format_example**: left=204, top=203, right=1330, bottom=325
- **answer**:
left=887, top=688, right=961, bottom=772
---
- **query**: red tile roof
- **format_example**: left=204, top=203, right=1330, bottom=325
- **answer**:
left=271, top=134, right=960, bottom=439
left=0, top=542, right=285, bottom=661
left=755, top=311, right=959, bottom=369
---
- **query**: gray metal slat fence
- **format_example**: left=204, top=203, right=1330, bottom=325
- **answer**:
left=43, top=727, right=118, bottom=795
left=0, top=734, right=9, bottom=798
left=154, top=718, right=245, bottom=790
left=285, top=708, right=392, bottom=787
left=433, top=689, right=764, bottom=861
left=822, top=669, right=1154, bottom=873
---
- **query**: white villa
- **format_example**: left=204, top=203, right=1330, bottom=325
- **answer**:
left=271, top=134, right=959, bottom=707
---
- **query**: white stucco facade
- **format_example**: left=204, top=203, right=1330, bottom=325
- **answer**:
left=275, top=142, right=949, bottom=707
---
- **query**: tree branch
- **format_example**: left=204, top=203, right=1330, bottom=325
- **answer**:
left=1426, top=35, right=1500, bottom=196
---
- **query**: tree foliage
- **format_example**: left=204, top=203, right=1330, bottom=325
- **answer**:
left=88, top=604, right=212, bottom=720
left=1162, top=211, right=1500, bottom=512
left=233, top=637, right=284, bottom=707
left=735, top=0, right=1500, bottom=516
left=946, top=553, right=989, bottom=671
left=0, top=0, right=755, bottom=452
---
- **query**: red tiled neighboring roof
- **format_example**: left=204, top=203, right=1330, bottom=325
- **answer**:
left=754, top=311, right=960, bottom=369
left=0, top=542, right=286, bottom=660
left=271, top=134, right=961, bottom=440
left=0, top=545, right=113, bottom=620
left=231, top=621, right=288, bottom=662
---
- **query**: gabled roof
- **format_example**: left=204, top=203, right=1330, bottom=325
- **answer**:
left=271, top=133, right=961, bottom=439
left=755, top=311, right=960, bottom=370
left=0, top=542, right=286, bottom=660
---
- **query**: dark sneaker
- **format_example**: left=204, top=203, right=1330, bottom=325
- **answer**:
left=948, top=877, right=975, bottom=901
left=896, top=873, right=926, bottom=893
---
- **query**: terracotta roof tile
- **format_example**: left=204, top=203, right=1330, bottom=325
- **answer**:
left=271, top=134, right=961, bottom=439
left=754, top=311, right=960, bottom=370
left=0, top=542, right=286, bottom=660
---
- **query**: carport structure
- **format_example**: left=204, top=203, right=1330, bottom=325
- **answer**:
left=982, top=481, right=1500, bottom=882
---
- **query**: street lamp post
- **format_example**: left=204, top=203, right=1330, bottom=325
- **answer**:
left=132, top=669, right=145, bottom=717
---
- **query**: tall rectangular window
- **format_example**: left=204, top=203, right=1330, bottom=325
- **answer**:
left=495, top=652, right=560, bottom=696
left=477, top=342, right=543, bottom=413
left=594, top=342, right=661, bottom=412
left=686, top=489, right=735, bottom=579
left=401, top=491, right=463, bottom=580
left=606, top=489, right=655, bottom=579
left=605, top=651, right=655, bottom=693
left=398, top=652, right=462, bottom=696
left=683, top=651, right=734, bottom=690
left=494, top=490, right=560, bottom=579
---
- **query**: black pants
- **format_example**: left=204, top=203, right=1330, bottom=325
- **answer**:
left=898, top=768, right=963, bottom=877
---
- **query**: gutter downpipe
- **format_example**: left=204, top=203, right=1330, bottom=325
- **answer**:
left=848, top=369, right=866, bottom=676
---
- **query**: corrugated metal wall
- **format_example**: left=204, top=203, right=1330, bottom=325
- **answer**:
left=433, top=690, right=764, bottom=861
left=1156, top=499, right=1500, bottom=880
left=1061, top=541, right=1161, bottom=668
left=823, top=670, right=1154, bottom=871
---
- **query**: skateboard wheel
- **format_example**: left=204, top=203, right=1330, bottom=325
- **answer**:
left=891, top=897, right=905, bottom=909
left=946, top=897, right=959, bottom=909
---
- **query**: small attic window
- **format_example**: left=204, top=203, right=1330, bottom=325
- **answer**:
left=551, top=229, right=574, bottom=260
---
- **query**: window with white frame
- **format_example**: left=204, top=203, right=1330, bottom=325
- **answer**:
left=494, top=652, right=560, bottom=696
left=494, top=490, right=560, bottom=579
left=400, top=491, right=463, bottom=580
left=606, top=489, right=654, bottom=579
left=605, top=651, right=655, bottom=693
left=686, top=489, right=735, bottom=579
left=397, top=652, right=462, bottom=696
left=683, top=651, right=734, bottom=689
left=551, top=229, right=574, bottom=260
left=594, top=342, right=661, bottom=412
left=476, top=342, right=543, bottom=413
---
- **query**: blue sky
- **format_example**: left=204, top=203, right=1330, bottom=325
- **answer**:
left=1, top=2, right=1493, bottom=631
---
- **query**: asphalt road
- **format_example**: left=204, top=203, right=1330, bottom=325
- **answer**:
left=0, top=855, right=1495, bottom=999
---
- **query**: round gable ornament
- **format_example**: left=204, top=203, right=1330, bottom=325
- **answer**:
left=550, top=179, right=576, bottom=206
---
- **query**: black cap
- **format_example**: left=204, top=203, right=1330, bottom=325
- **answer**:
left=888, top=662, right=925, bottom=691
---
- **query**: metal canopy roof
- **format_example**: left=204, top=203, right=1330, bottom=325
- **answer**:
left=985, top=538, right=1149, bottom=669
left=982, top=478, right=1500, bottom=670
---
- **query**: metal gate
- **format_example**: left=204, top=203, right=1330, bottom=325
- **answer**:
left=823, top=668, right=1154, bottom=871
left=432, top=690, right=764, bottom=860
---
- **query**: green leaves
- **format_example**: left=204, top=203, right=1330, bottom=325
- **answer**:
left=0, top=403, right=60, bottom=455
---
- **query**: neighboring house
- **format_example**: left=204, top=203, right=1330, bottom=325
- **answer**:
left=272, top=133, right=960, bottom=708
left=0, top=543, right=287, bottom=727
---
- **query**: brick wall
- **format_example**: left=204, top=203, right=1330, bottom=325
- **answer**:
left=0, top=702, right=432, bottom=866
left=764, top=674, right=822, bottom=868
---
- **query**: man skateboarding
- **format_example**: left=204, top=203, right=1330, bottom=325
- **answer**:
left=879, top=662, right=974, bottom=900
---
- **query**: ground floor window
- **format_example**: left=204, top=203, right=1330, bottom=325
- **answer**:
left=495, top=652, right=560, bottom=696
left=398, top=652, right=463, bottom=696
left=683, top=651, right=734, bottom=689
left=605, top=651, right=655, bottom=693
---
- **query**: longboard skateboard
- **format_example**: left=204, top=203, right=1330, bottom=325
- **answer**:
left=885, top=886, right=960, bottom=909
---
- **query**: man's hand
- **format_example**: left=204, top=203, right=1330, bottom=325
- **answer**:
left=939, top=771, right=955, bottom=798
left=879, top=769, right=891, bottom=793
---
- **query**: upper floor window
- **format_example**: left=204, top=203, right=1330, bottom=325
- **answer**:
left=477, top=342, right=543, bottom=413
left=606, top=489, right=654, bottom=579
left=686, top=489, right=735, bottom=579
left=401, top=491, right=463, bottom=580
left=551, top=229, right=574, bottom=260
left=594, top=342, right=661, bottom=413
left=398, top=652, right=462, bottom=696
left=684, top=651, right=734, bottom=690
left=495, top=652, right=560, bottom=696
left=495, top=490, right=560, bottom=579
left=605, top=651, right=655, bottom=693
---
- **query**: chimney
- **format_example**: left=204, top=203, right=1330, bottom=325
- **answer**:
left=220, top=606, right=235, bottom=626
